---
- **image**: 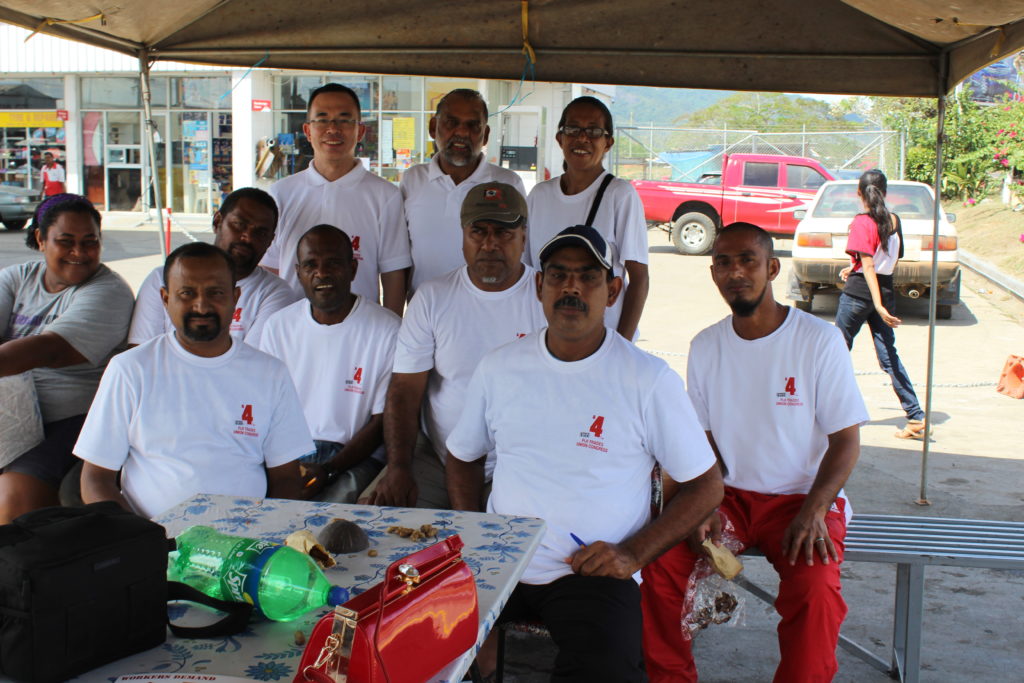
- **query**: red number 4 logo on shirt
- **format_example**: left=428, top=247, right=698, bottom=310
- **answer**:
left=240, top=404, right=254, bottom=425
left=784, top=377, right=797, bottom=395
left=589, top=415, right=605, bottom=438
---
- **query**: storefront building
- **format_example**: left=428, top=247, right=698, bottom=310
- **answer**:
left=1, top=24, right=614, bottom=215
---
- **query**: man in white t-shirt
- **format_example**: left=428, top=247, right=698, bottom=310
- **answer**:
left=400, top=89, right=526, bottom=293
left=361, top=181, right=545, bottom=509
left=260, top=84, right=410, bottom=315
left=75, top=242, right=313, bottom=519
left=641, top=223, right=869, bottom=683
left=447, top=225, right=722, bottom=681
left=260, top=225, right=400, bottom=503
left=129, top=187, right=298, bottom=348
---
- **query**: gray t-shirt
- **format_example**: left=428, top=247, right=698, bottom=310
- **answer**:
left=0, top=261, right=134, bottom=422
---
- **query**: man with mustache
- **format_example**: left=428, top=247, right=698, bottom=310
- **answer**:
left=75, top=242, right=312, bottom=519
left=128, top=187, right=297, bottom=347
left=400, top=88, right=526, bottom=294
left=446, top=225, right=722, bottom=681
left=640, top=223, right=869, bottom=683
left=362, top=182, right=545, bottom=509
left=261, top=83, right=410, bottom=316
left=258, top=225, right=400, bottom=503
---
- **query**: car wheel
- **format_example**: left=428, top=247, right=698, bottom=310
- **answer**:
left=2, top=219, right=27, bottom=231
left=671, top=212, right=716, bottom=255
left=794, top=299, right=813, bottom=313
left=937, top=304, right=952, bottom=320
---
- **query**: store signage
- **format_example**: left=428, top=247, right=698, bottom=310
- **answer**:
left=0, top=111, right=64, bottom=127
left=251, top=99, right=271, bottom=112
left=56, top=109, right=69, bottom=121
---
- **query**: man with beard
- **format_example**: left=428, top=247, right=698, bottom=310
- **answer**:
left=259, top=225, right=400, bottom=503
left=75, top=242, right=312, bottom=519
left=362, top=182, right=545, bottom=509
left=400, top=89, right=526, bottom=294
left=446, top=225, right=722, bottom=681
left=129, top=187, right=297, bottom=347
left=640, top=223, right=869, bottom=683
left=261, top=84, right=410, bottom=315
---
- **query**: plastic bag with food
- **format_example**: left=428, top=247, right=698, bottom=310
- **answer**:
left=681, top=516, right=747, bottom=640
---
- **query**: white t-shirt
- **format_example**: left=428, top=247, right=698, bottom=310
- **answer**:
left=392, top=265, right=545, bottom=477
left=74, top=333, right=314, bottom=519
left=526, top=173, right=649, bottom=330
left=448, top=329, right=716, bottom=585
left=259, top=296, right=400, bottom=462
left=687, top=308, right=869, bottom=512
left=400, top=156, right=526, bottom=293
left=261, top=163, right=412, bottom=301
left=128, top=265, right=298, bottom=347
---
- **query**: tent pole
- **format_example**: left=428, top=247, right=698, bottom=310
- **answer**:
left=139, top=49, right=168, bottom=258
left=917, top=61, right=949, bottom=506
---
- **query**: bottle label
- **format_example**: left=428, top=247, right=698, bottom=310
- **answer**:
left=220, top=539, right=277, bottom=605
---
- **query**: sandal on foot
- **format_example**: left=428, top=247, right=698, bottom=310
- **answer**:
left=895, top=420, right=928, bottom=440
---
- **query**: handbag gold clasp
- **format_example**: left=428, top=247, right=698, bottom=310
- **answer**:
left=398, top=563, right=421, bottom=594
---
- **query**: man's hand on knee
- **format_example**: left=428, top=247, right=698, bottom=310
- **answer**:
left=781, top=508, right=838, bottom=567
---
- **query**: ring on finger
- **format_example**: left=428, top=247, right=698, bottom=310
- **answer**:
left=814, top=537, right=825, bottom=543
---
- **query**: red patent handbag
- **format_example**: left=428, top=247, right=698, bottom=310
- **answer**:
left=295, top=534, right=479, bottom=683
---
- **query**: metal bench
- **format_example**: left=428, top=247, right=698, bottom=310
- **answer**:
left=736, top=514, right=1024, bottom=683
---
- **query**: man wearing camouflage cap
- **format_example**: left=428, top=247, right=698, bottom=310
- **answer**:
left=362, top=182, right=545, bottom=508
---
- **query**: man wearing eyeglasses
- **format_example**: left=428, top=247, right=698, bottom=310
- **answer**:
left=361, top=182, right=544, bottom=509
left=260, top=83, right=411, bottom=316
left=399, top=89, right=526, bottom=294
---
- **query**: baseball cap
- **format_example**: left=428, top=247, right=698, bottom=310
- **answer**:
left=460, top=182, right=527, bottom=228
left=538, top=225, right=614, bottom=274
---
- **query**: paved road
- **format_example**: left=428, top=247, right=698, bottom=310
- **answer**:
left=4, top=220, right=1022, bottom=681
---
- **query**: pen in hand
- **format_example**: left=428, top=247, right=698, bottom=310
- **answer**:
left=570, top=532, right=587, bottom=548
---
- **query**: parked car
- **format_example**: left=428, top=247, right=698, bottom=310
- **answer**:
left=632, top=153, right=835, bottom=255
left=0, top=186, right=40, bottom=231
left=790, top=180, right=960, bottom=319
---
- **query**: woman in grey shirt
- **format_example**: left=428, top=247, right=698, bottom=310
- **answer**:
left=0, top=194, right=134, bottom=522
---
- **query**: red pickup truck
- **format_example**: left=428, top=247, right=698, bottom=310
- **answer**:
left=631, top=153, right=835, bottom=254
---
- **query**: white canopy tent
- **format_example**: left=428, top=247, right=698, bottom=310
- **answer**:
left=3, top=0, right=1023, bottom=501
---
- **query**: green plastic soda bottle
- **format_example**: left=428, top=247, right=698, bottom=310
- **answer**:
left=168, top=525, right=349, bottom=622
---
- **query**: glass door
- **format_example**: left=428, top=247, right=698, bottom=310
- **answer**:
left=105, top=111, right=143, bottom=210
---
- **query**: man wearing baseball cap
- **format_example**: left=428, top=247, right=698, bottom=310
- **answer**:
left=446, top=225, right=723, bottom=681
left=362, top=181, right=545, bottom=508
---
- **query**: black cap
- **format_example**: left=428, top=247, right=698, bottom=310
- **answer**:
left=538, top=225, right=614, bottom=274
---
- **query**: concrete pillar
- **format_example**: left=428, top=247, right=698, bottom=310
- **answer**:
left=64, top=74, right=82, bottom=195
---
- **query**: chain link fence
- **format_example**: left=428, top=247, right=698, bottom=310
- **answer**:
left=611, top=126, right=905, bottom=183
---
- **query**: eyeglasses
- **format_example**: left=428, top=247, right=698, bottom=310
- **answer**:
left=306, top=118, right=360, bottom=130
left=558, top=125, right=610, bottom=139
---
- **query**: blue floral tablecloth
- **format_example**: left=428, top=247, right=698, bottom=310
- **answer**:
left=80, top=494, right=545, bottom=683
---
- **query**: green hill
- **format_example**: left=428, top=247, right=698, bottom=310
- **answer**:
left=610, top=86, right=732, bottom=127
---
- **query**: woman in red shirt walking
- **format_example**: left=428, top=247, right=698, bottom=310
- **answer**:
left=835, top=169, right=927, bottom=440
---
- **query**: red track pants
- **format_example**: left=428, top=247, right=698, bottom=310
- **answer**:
left=641, top=487, right=848, bottom=683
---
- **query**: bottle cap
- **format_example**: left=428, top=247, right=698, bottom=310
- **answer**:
left=328, top=585, right=350, bottom=606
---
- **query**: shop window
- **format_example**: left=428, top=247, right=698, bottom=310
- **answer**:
left=0, top=78, right=64, bottom=108
left=425, top=78, right=479, bottom=112
left=82, top=77, right=140, bottom=108
left=275, top=75, right=325, bottom=111
left=323, top=75, right=377, bottom=115
left=382, top=76, right=421, bottom=112
left=170, top=77, right=232, bottom=109
left=378, top=113, right=425, bottom=183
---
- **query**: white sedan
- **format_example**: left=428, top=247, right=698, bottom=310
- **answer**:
left=790, top=180, right=960, bottom=319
